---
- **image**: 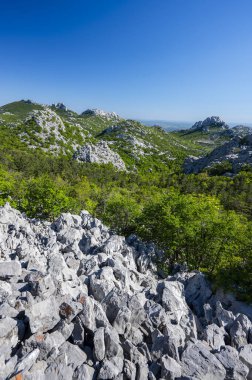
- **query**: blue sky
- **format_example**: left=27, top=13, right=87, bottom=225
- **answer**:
left=1, top=0, right=252, bottom=122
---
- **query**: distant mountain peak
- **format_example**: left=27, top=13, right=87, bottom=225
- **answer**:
left=20, top=99, right=33, bottom=104
left=191, top=116, right=228, bottom=132
left=81, top=108, right=120, bottom=120
left=52, top=102, right=67, bottom=111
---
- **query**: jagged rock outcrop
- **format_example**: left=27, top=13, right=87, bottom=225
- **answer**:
left=224, top=125, right=251, bottom=138
left=190, top=116, right=229, bottom=132
left=98, top=123, right=157, bottom=159
left=52, top=103, right=68, bottom=111
left=23, top=107, right=68, bottom=152
left=0, top=203, right=252, bottom=379
left=184, top=134, right=252, bottom=174
left=81, top=109, right=120, bottom=120
left=21, top=106, right=87, bottom=154
left=73, top=141, right=126, bottom=171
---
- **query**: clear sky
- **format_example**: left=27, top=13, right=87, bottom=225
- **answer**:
left=1, top=0, right=252, bottom=122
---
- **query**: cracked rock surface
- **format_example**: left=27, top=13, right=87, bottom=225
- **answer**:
left=73, top=141, right=126, bottom=171
left=0, top=203, right=252, bottom=379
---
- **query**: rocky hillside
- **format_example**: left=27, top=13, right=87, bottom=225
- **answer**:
left=2, top=100, right=252, bottom=174
left=1, top=203, right=252, bottom=379
left=184, top=134, right=252, bottom=175
left=173, top=116, right=251, bottom=152
left=0, top=100, right=117, bottom=156
left=0, top=100, right=205, bottom=172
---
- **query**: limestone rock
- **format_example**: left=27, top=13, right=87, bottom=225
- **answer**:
left=160, top=354, right=182, bottom=380
left=202, top=323, right=226, bottom=350
left=81, top=108, right=120, bottom=120
left=74, top=363, right=95, bottom=380
left=215, top=346, right=249, bottom=380
left=230, top=314, right=252, bottom=348
left=239, top=344, right=252, bottom=379
left=0, top=203, right=251, bottom=379
left=93, top=327, right=105, bottom=361
left=181, top=340, right=226, bottom=379
left=27, top=297, right=60, bottom=334
left=98, top=356, right=123, bottom=379
left=190, top=116, right=228, bottom=132
left=0, top=260, right=22, bottom=278
left=73, top=141, right=126, bottom=171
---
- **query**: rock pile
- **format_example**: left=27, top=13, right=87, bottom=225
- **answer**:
left=73, top=141, right=126, bottom=171
left=0, top=203, right=252, bottom=379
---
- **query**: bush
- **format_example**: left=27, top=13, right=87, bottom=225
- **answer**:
left=136, top=190, right=251, bottom=278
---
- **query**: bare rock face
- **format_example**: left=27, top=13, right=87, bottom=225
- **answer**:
left=190, top=116, right=229, bottom=132
left=52, top=102, right=67, bottom=111
left=81, top=108, right=120, bottom=120
left=73, top=141, right=126, bottom=171
left=0, top=203, right=252, bottom=379
left=23, top=107, right=68, bottom=153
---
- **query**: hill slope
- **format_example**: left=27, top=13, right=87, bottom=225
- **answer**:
left=185, top=134, right=252, bottom=175
left=0, top=100, right=205, bottom=172
left=172, top=116, right=251, bottom=153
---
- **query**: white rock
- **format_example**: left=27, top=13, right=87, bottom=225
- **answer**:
left=27, top=297, right=60, bottom=333
left=73, top=141, right=126, bottom=171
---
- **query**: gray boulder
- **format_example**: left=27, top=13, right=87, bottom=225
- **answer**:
left=160, top=354, right=182, bottom=380
left=79, top=296, right=96, bottom=332
left=94, top=327, right=105, bottom=361
left=0, top=260, right=22, bottom=278
left=13, top=349, right=40, bottom=376
left=230, top=314, right=252, bottom=348
left=215, top=301, right=236, bottom=328
left=45, top=363, right=74, bottom=380
left=113, top=306, right=132, bottom=335
left=71, top=316, right=85, bottom=345
left=54, top=341, right=87, bottom=369
left=239, top=344, right=252, bottom=379
left=181, top=340, right=226, bottom=380
left=175, top=272, right=212, bottom=317
left=27, top=296, right=60, bottom=334
left=74, top=363, right=96, bottom=380
left=161, top=280, right=197, bottom=339
left=98, top=356, right=123, bottom=379
left=0, top=317, right=22, bottom=361
left=124, top=359, right=137, bottom=379
left=215, top=346, right=249, bottom=380
left=151, top=329, right=179, bottom=361
left=104, top=326, right=123, bottom=358
left=202, top=323, right=226, bottom=350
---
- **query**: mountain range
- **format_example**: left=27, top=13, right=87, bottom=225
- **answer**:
left=1, top=100, right=252, bottom=175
